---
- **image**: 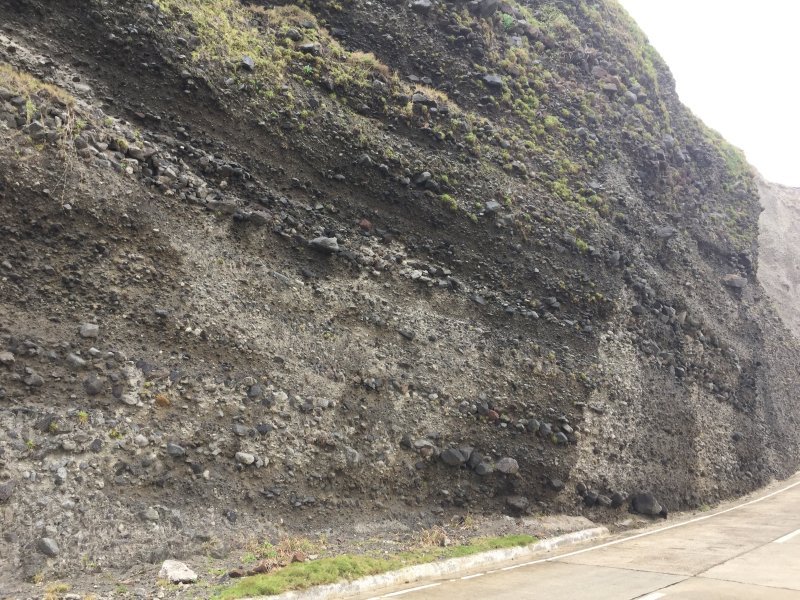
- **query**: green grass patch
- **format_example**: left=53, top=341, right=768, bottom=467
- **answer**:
left=215, top=534, right=536, bottom=599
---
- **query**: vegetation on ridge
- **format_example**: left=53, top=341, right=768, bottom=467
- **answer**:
left=147, top=0, right=758, bottom=253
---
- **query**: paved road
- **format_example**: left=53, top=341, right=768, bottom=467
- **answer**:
left=353, top=477, right=800, bottom=599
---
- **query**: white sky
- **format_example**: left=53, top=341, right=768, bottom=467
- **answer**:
left=618, top=0, right=800, bottom=186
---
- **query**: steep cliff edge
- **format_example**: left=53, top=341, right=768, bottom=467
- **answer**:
left=1, top=0, right=799, bottom=594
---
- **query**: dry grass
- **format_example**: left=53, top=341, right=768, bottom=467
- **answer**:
left=347, top=51, right=391, bottom=80
left=415, top=525, right=451, bottom=548
left=152, top=0, right=452, bottom=110
left=0, top=63, right=74, bottom=108
left=261, top=4, right=319, bottom=27
left=43, top=582, right=70, bottom=600
left=155, top=0, right=283, bottom=83
left=0, top=63, right=82, bottom=202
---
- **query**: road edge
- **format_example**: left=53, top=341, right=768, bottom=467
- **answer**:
left=244, top=526, right=608, bottom=600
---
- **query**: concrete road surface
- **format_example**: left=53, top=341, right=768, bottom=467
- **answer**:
left=351, top=476, right=800, bottom=599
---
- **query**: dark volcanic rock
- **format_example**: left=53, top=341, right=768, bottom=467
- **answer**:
left=309, top=236, right=339, bottom=253
left=37, top=538, right=59, bottom=557
left=440, top=447, right=466, bottom=466
left=0, top=480, right=15, bottom=503
left=505, top=495, right=529, bottom=513
left=482, top=74, right=504, bottom=88
left=631, top=493, right=668, bottom=518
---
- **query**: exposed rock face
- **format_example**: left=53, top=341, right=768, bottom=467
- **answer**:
left=757, top=177, right=800, bottom=337
left=0, top=0, right=799, bottom=595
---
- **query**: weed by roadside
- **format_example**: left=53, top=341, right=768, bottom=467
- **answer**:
left=217, top=534, right=536, bottom=599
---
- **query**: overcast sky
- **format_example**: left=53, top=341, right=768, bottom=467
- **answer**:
left=618, top=0, right=800, bottom=187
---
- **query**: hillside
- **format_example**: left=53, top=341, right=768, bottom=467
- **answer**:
left=1, top=0, right=800, bottom=595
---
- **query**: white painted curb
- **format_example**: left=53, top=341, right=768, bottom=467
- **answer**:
left=243, top=526, right=608, bottom=599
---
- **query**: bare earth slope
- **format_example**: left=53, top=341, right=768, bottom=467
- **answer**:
left=757, top=178, right=800, bottom=337
left=1, top=0, right=800, bottom=595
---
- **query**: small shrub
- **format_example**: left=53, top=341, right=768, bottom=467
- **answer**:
left=25, top=99, right=36, bottom=124
left=551, top=179, right=572, bottom=201
left=543, top=114, right=560, bottom=132
left=439, top=194, right=458, bottom=212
